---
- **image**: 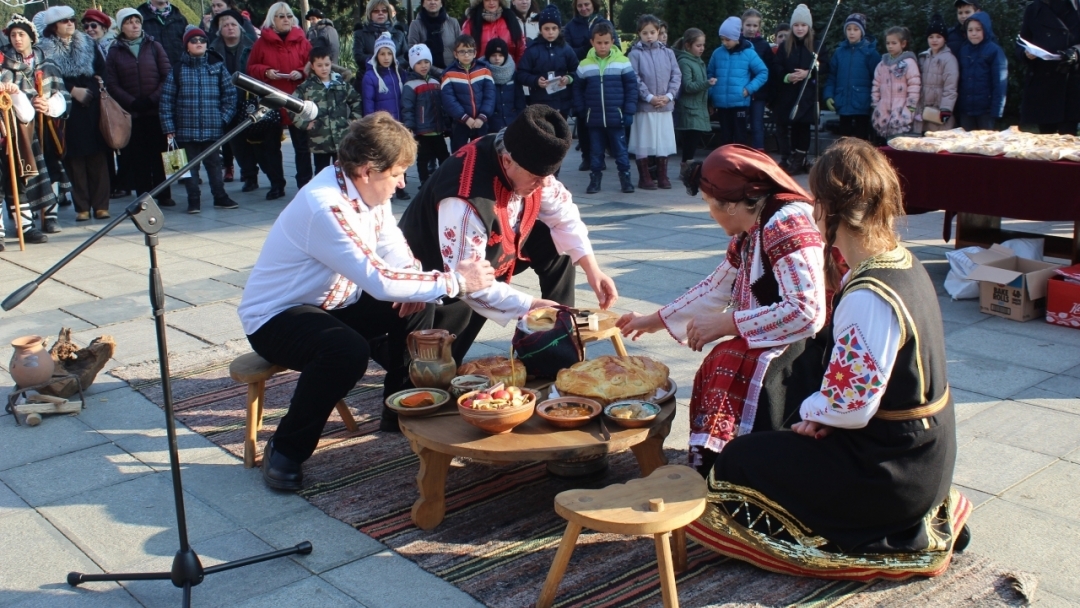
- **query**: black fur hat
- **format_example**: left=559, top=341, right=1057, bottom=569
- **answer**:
left=503, top=105, right=572, bottom=177
left=926, top=13, right=948, bottom=39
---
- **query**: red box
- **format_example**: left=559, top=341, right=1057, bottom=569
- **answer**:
left=1046, top=269, right=1080, bottom=329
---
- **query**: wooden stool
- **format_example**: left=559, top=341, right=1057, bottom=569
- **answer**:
left=229, top=352, right=359, bottom=468
left=537, top=465, right=706, bottom=608
left=577, top=309, right=629, bottom=357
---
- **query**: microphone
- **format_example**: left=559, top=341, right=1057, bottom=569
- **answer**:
left=231, top=72, right=318, bottom=123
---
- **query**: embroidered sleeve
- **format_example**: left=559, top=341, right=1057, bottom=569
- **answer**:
left=800, top=289, right=902, bottom=429
left=537, top=178, right=592, bottom=263
left=438, top=197, right=533, bottom=326
left=376, top=205, right=423, bottom=271
left=657, top=238, right=740, bottom=343
left=733, top=206, right=827, bottom=348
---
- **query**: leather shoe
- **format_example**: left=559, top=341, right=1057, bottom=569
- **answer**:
left=379, top=406, right=401, bottom=433
left=43, top=219, right=61, bottom=234
left=266, top=187, right=286, bottom=200
left=241, top=179, right=259, bottom=193
left=262, top=439, right=303, bottom=491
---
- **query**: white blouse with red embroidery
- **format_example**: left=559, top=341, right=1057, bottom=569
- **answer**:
left=238, top=166, right=459, bottom=335
left=800, top=287, right=902, bottom=429
left=437, top=176, right=593, bottom=326
left=658, top=202, right=827, bottom=348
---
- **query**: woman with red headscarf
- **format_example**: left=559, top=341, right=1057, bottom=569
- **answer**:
left=617, top=143, right=828, bottom=473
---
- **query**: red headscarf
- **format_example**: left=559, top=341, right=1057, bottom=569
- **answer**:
left=697, top=144, right=811, bottom=203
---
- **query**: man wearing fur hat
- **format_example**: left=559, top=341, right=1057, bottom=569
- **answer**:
left=398, top=104, right=619, bottom=365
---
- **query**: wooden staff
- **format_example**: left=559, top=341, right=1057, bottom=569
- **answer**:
left=34, top=70, right=43, bottom=146
left=0, top=91, right=26, bottom=251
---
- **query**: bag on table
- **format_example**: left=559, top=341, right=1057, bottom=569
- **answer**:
left=511, top=305, right=583, bottom=380
left=97, top=77, right=131, bottom=150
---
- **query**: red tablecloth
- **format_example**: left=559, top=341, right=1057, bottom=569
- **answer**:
left=880, top=147, right=1080, bottom=221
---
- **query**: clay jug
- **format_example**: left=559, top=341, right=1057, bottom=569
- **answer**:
left=10, top=335, right=55, bottom=388
left=407, top=329, right=457, bottom=390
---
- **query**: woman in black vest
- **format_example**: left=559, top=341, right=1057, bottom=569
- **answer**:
left=684, top=138, right=968, bottom=581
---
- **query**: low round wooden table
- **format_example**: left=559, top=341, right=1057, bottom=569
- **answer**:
left=399, top=401, right=676, bottom=530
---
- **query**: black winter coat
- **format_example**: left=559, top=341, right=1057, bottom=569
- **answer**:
left=137, top=3, right=188, bottom=68
left=771, top=37, right=827, bottom=124
left=352, top=22, right=408, bottom=78
left=38, top=32, right=108, bottom=158
left=1018, top=0, right=1080, bottom=125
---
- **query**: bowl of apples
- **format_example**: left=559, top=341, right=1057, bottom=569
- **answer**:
left=457, top=384, right=538, bottom=434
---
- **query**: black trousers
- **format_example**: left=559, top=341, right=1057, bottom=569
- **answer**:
left=247, top=293, right=434, bottom=463
left=416, top=135, right=450, bottom=182
left=120, top=115, right=172, bottom=202
left=287, top=123, right=313, bottom=188
left=252, top=125, right=288, bottom=191
left=679, top=130, right=701, bottom=162
left=434, top=222, right=576, bottom=365
left=838, top=114, right=871, bottom=140
left=313, top=152, right=336, bottom=173
left=716, top=107, right=750, bottom=147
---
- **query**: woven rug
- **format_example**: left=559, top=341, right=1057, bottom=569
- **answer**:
left=112, top=342, right=1032, bottom=607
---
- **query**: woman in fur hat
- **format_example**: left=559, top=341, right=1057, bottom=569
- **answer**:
left=39, top=5, right=112, bottom=221
left=0, top=14, right=67, bottom=245
left=462, top=0, right=525, bottom=63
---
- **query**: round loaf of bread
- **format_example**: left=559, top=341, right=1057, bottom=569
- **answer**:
left=555, top=355, right=669, bottom=406
left=457, top=356, right=527, bottom=387
left=525, top=307, right=559, bottom=332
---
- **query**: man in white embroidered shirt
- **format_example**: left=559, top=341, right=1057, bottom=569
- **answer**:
left=238, top=113, right=495, bottom=491
left=398, top=105, right=618, bottom=363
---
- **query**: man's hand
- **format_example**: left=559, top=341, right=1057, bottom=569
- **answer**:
left=616, top=311, right=664, bottom=341
left=393, top=301, right=427, bottom=317
left=529, top=297, right=560, bottom=310
left=791, top=420, right=833, bottom=439
left=577, top=254, right=618, bottom=310
left=686, top=310, right=736, bottom=352
left=457, top=257, right=495, bottom=293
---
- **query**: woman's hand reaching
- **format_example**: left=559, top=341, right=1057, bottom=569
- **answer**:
left=617, top=311, right=664, bottom=341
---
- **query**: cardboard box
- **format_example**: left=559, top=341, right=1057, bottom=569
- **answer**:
left=965, top=244, right=1060, bottom=322
left=1046, top=268, right=1080, bottom=329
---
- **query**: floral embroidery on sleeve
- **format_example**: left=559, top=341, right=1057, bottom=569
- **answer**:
left=820, top=324, right=885, bottom=412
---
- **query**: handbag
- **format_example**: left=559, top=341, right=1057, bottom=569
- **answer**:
left=97, top=77, right=130, bottom=150
left=161, top=139, right=190, bottom=178
left=241, top=92, right=282, bottom=139
left=511, top=305, right=583, bottom=380
left=922, top=107, right=943, bottom=125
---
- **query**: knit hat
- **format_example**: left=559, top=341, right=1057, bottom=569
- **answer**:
left=409, top=43, right=432, bottom=68
left=183, top=27, right=207, bottom=45
left=115, top=7, right=142, bottom=28
left=4, top=14, right=38, bottom=45
left=373, top=31, right=396, bottom=57
left=485, top=37, right=509, bottom=61
left=843, top=13, right=866, bottom=37
left=503, top=105, right=573, bottom=177
left=954, top=0, right=980, bottom=8
left=688, top=144, right=810, bottom=203
left=212, top=9, right=243, bottom=31
left=790, top=4, right=812, bottom=27
left=81, top=9, right=112, bottom=29
left=537, top=4, right=561, bottom=28
left=926, top=13, right=948, bottom=38
left=718, top=16, right=742, bottom=41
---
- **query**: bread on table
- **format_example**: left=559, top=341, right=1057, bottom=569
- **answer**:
left=457, top=356, right=527, bottom=387
left=555, top=355, right=669, bottom=405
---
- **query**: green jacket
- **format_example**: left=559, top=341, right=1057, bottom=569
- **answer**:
left=675, top=49, right=711, bottom=132
left=293, top=73, right=362, bottom=155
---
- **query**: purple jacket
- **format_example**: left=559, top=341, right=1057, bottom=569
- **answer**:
left=361, top=64, right=405, bottom=119
left=105, top=35, right=171, bottom=118
left=628, top=40, right=680, bottom=114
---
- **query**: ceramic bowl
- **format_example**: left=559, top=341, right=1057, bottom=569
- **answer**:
left=385, top=388, right=450, bottom=417
left=449, top=374, right=492, bottom=400
left=603, top=400, right=661, bottom=429
left=535, top=397, right=603, bottom=429
left=457, top=388, right=538, bottom=434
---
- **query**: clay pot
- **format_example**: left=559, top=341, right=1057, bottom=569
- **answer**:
left=9, top=335, right=55, bottom=388
left=407, top=329, right=457, bottom=390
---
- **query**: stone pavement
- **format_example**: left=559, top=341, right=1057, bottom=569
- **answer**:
left=1, top=148, right=1079, bottom=606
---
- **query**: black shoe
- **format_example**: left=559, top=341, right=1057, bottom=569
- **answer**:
left=58, top=196, right=72, bottom=207
left=23, top=228, right=47, bottom=244
left=110, top=189, right=130, bottom=199
left=266, top=187, right=286, bottom=200
left=619, top=171, right=635, bottom=193
left=261, top=439, right=303, bottom=491
left=395, top=187, right=410, bottom=200
left=187, top=206, right=201, bottom=214
left=213, top=197, right=239, bottom=209
left=241, top=179, right=259, bottom=193
left=578, top=159, right=590, bottom=171
left=586, top=171, right=602, bottom=194
left=43, top=219, right=61, bottom=234
left=158, top=198, right=176, bottom=207
left=379, top=405, right=401, bottom=433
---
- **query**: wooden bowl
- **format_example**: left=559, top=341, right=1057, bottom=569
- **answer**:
left=457, top=388, right=538, bottom=434
left=385, top=388, right=450, bottom=417
left=603, top=400, right=661, bottom=429
left=535, top=397, right=602, bottom=429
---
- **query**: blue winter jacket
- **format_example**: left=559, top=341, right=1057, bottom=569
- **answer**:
left=572, top=45, right=637, bottom=128
left=563, top=14, right=620, bottom=60
left=441, top=58, right=496, bottom=123
left=489, top=58, right=525, bottom=131
left=516, top=36, right=579, bottom=113
left=824, top=36, right=879, bottom=116
left=957, top=12, right=1008, bottom=118
left=706, top=40, right=768, bottom=109
left=402, top=71, right=444, bottom=135
left=159, top=52, right=236, bottom=143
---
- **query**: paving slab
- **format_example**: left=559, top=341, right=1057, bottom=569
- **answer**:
left=71, top=317, right=209, bottom=366
left=947, top=325, right=1080, bottom=374
left=322, top=550, right=484, bottom=608
left=60, top=292, right=190, bottom=328
left=49, top=263, right=152, bottom=300
left=968, top=498, right=1080, bottom=602
left=77, top=387, right=224, bottom=471
left=0, top=416, right=107, bottom=472
left=0, top=309, right=94, bottom=349
left=958, top=401, right=1080, bottom=457
left=120, top=529, right=311, bottom=608
left=0, top=510, right=140, bottom=608
left=210, top=269, right=251, bottom=289
left=945, top=353, right=1053, bottom=399
left=174, top=450, right=313, bottom=527
left=164, top=277, right=243, bottom=306
left=0, top=443, right=153, bottom=507
left=955, top=485, right=995, bottom=508
left=230, top=576, right=364, bottom=608
left=1001, top=460, right=1080, bottom=524
left=936, top=295, right=989, bottom=326
left=950, top=388, right=1003, bottom=423
left=249, top=507, right=386, bottom=574
left=952, top=437, right=1057, bottom=495
left=38, top=473, right=238, bottom=572
left=0, top=480, right=30, bottom=519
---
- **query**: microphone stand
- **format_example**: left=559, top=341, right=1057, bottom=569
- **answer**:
left=3, top=104, right=311, bottom=607
left=789, top=0, right=843, bottom=161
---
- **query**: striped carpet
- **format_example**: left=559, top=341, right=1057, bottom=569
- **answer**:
left=112, top=343, right=1029, bottom=607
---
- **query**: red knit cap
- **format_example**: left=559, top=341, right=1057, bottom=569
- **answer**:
left=698, top=144, right=811, bottom=202
left=183, top=27, right=207, bottom=45
left=81, top=9, right=111, bottom=28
